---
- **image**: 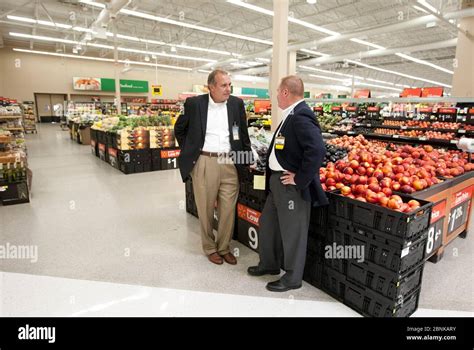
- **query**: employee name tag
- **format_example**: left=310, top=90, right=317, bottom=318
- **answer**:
left=275, top=135, right=285, bottom=150
left=232, top=124, right=240, bottom=140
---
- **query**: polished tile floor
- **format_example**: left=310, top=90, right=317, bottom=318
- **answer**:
left=0, top=124, right=472, bottom=317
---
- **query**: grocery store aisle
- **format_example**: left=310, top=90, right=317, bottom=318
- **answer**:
left=0, top=124, right=472, bottom=316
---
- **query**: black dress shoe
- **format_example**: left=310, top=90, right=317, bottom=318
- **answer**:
left=247, top=266, right=280, bottom=277
left=266, top=280, right=302, bottom=292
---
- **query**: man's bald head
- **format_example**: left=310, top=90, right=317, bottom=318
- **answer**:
left=279, top=75, right=304, bottom=98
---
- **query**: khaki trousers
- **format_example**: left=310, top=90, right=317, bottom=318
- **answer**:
left=191, top=155, right=239, bottom=255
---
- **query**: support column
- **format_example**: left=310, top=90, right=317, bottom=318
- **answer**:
left=451, top=1, right=474, bottom=97
left=270, top=0, right=289, bottom=132
left=288, top=50, right=297, bottom=75
left=113, top=25, right=121, bottom=113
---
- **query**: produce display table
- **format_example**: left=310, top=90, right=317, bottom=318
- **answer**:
left=411, top=172, right=473, bottom=262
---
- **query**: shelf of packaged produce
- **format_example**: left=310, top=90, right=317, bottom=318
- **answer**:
left=0, top=137, right=13, bottom=143
left=330, top=131, right=460, bottom=148
left=2, top=128, right=24, bottom=131
left=0, top=115, right=23, bottom=119
left=355, top=124, right=464, bottom=133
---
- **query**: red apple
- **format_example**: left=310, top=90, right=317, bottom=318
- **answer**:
left=373, top=170, right=384, bottom=181
left=382, top=187, right=393, bottom=197
left=350, top=160, right=360, bottom=169
left=341, top=186, right=351, bottom=196
left=368, top=183, right=381, bottom=193
left=391, top=182, right=401, bottom=191
left=412, top=180, right=424, bottom=191
left=400, top=185, right=414, bottom=194
left=336, top=182, right=345, bottom=190
left=358, top=176, right=368, bottom=185
left=357, top=166, right=366, bottom=175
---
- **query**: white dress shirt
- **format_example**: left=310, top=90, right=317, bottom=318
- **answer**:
left=269, top=99, right=305, bottom=171
left=202, top=94, right=231, bottom=153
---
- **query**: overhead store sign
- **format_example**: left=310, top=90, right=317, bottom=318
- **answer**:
left=401, top=88, right=422, bottom=97
left=73, top=77, right=149, bottom=93
left=152, top=85, right=162, bottom=96
left=354, top=90, right=370, bottom=98
left=241, top=87, right=269, bottom=98
left=422, top=87, right=444, bottom=97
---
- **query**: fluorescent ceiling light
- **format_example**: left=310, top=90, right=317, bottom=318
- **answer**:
left=309, top=74, right=349, bottom=83
left=416, top=0, right=440, bottom=14
left=346, top=59, right=452, bottom=88
left=10, top=32, right=216, bottom=63
left=198, top=69, right=212, bottom=74
left=255, top=57, right=270, bottom=63
left=78, top=0, right=105, bottom=8
left=299, top=65, right=363, bottom=79
left=118, top=8, right=273, bottom=45
left=118, top=47, right=215, bottom=63
left=395, top=52, right=454, bottom=74
left=412, top=5, right=429, bottom=13
left=231, top=62, right=250, bottom=68
left=13, top=48, right=192, bottom=71
left=10, top=32, right=77, bottom=45
left=366, top=78, right=395, bottom=85
left=300, top=49, right=329, bottom=57
left=6, top=15, right=255, bottom=56
left=7, top=15, right=72, bottom=29
left=227, top=0, right=339, bottom=36
left=350, top=38, right=385, bottom=50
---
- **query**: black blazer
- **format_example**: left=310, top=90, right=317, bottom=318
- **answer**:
left=174, top=94, right=252, bottom=182
left=266, top=101, right=328, bottom=206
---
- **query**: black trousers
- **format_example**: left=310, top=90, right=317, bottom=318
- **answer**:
left=258, top=172, right=311, bottom=286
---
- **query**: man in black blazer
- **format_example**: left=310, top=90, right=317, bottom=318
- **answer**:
left=175, top=70, right=252, bottom=265
left=248, top=75, right=328, bottom=292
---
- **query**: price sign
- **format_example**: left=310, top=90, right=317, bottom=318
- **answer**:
left=393, top=135, right=400, bottom=139
left=448, top=186, right=473, bottom=235
left=437, top=108, right=457, bottom=122
left=401, top=126, right=407, bottom=130
left=426, top=200, right=446, bottom=257
left=313, top=107, right=323, bottom=117
left=237, top=203, right=261, bottom=252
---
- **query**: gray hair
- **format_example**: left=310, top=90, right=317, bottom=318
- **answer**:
left=207, top=69, right=229, bottom=86
left=280, top=75, right=304, bottom=97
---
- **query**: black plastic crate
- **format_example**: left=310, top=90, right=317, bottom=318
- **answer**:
left=119, top=160, right=151, bottom=174
left=322, top=267, right=420, bottom=317
left=90, top=129, right=98, bottom=142
left=345, top=259, right=423, bottom=303
left=328, top=216, right=427, bottom=274
left=97, top=130, right=106, bottom=144
left=308, top=205, right=328, bottom=238
left=91, top=139, right=99, bottom=157
left=237, top=193, right=265, bottom=212
left=303, top=252, right=323, bottom=289
left=0, top=181, right=29, bottom=205
left=328, top=191, right=432, bottom=241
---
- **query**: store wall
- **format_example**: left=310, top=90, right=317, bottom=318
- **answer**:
left=0, top=47, right=272, bottom=102
left=451, top=16, right=474, bottom=97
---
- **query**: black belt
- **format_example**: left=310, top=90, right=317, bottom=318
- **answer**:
left=200, top=151, right=230, bottom=158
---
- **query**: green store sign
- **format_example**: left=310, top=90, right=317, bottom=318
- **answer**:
left=73, top=77, right=149, bottom=93
left=101, top=79, right=149, bottom=93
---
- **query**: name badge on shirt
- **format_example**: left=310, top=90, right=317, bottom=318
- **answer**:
left=232, top=123, right=240, bottom=141
left=275, top=134, right=285, bottom=150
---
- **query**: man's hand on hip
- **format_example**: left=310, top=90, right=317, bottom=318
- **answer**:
left=281, top=171, right=296, bottom=185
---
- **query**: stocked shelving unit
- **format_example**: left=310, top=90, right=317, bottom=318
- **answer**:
left=0, top=104, right=30, bottom=205
left=21, top=102, right=37, bottom=134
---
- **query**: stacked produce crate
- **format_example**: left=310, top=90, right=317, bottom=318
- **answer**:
left=316, top=192, right=432, bottom=317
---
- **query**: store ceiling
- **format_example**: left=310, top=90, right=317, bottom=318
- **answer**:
left=0, top=0, right=468, bottom=94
